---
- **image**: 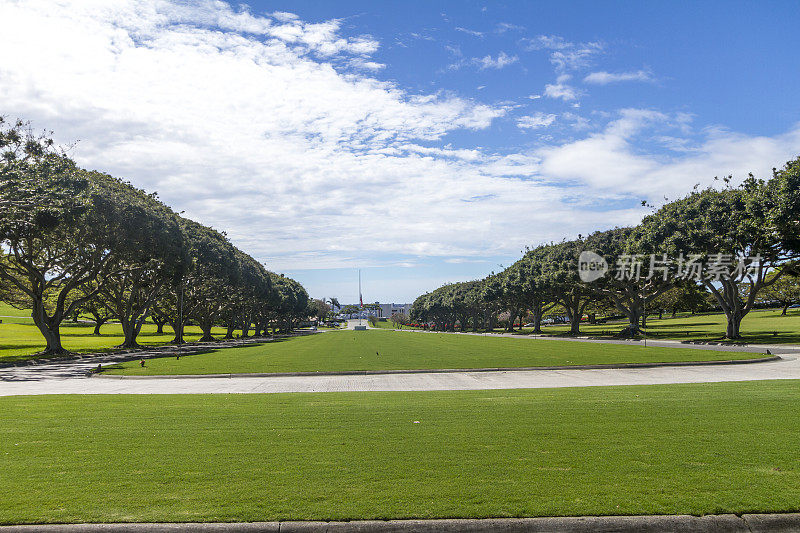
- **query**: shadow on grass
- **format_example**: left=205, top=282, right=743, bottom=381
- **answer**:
left=646, top=322, right=720, bottom=329
left=95, top=336, right=295, bottom=373
left=1, top=334, right=296, bottom=377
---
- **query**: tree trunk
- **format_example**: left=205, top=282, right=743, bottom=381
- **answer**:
left=705, top=279, right=747, bottom=340
left=31, top=300, right=68, bottom=355
left=119, top=317, right=144, bottom=349
left=782, top=304, right=789, bottom=316
left=507, top=308, right=518, bottom=332
left=199, top=320, right=215, bottom=342
left=34, top=318, right=66, bottom=355
left=671, top=307, right=678, bottom=319
left=530, top=302, right=544, bottom=334
left=92, top=319, right=107, bottom=336
left=726, top=312, right=743, bottom=339
left=170, top=319, right=186, bottom=344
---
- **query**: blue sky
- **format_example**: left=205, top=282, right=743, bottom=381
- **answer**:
left=2, top=0, right=799, bottom=303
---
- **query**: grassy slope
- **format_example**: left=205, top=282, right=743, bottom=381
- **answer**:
left=2, top=381, right=799, bottom=524
left=106, top=329, right=755, bottom=376
left=533, top=309, right=800, bottom=344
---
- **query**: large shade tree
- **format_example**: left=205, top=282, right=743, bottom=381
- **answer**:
left=0, top=119, right=183, bottom=354
left=514, top=245, right=557, bottom=334
left=94, top=176, right=187, bottom=348
left=637, top=178, right=799, bottom=338
left=538, top=240, right=593, bottom=335
left=584, top=227, right=676, bottom=336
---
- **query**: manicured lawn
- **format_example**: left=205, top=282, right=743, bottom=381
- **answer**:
left=367, top=320, right=394, bottom=329
left=105, top=329, right=756, bottom=376
left=0, top=302, right=33, bottom=325
left=522, top=308, right=800, bottom=344
left=368, top=320, right=420, bottom=330
left=0, top=320, right=227, bottom=363
left=1, top=380, right=799, bottom=524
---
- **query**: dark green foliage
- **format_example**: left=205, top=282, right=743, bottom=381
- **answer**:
left=0, top=118, right=308, bottom=357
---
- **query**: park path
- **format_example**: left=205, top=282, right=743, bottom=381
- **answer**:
left=1, top=336, right=799, bottom=396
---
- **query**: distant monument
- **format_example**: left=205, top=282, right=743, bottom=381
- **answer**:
left=354, top=269, right=367, bottom=330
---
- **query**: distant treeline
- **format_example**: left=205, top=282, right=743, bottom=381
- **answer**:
left=412, top=157, right=800, bottom=339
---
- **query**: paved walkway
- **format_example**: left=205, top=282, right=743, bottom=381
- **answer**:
left=1, top=341, right=799, bottom=396
left=3, top=513, right=800, bottom=532
left=345, top=319, right=374, bottom=329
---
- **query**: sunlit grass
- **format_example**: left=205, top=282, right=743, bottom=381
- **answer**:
left=2, top=381, right=799, bottom=524
left=106, top=329, right=755, bottom=376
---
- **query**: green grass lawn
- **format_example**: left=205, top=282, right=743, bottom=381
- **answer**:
left=368, top=320, right=420, bottom=330
left=0, top=302, right=33, bottom=325
left=0, top=320, right=227, bottom=363
left=519, top=308, right=800, bottom=344
left=105, top=329, right=756, bottom=376
left=1, top=380, right=799, bottom=524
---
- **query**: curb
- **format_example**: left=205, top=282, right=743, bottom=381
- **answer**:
left=93, top=355, right=782, bottom=380
left=2, top=513, right=800, bottom=532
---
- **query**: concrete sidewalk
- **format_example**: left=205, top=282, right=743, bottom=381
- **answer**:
left=1, top=352, right=798, bottom=396
left=2, top=513, right=800, bottom=532
left=2, top=328, right=799, bottom=397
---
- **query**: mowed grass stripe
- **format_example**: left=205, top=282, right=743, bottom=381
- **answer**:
left=1, top=380, right=799, bottom=523
left=106, top=329, right=757, bottom=376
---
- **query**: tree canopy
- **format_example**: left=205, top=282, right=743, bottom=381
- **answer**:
left=0, top=118, right=309, bottom=355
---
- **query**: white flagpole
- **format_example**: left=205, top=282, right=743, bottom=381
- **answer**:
left=358, top=269, right=362, bottom=326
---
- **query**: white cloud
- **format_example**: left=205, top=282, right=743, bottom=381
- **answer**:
left=544, top=75, right=580, bottom=101
left=2, top=1, right=799, bottom=276
left=536, top=109, right=800, bottom=200
left=584, top=69, right=654, bottom=85
left=449, top=51, right=518, bottom=71
left=520, top=35, right=572, bottom=51
left=474, top=51, right=518, bottom=70
left=549, top=46, right=602, bottom=72
left=455, top=26, right=484, bottom=37
left=517, top=113, right=557, bottom=129
left=348, top=58, right=385, bottom=71
left=495, top=22, right=524, bottom=33
left=524, top=35, right=602, bottom=104
left=521, top=34, right=603, bottom=72
left=445, top=44, right=462, bottom=56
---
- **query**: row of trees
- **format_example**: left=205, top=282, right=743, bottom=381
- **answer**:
left=0, top=118, right=309, bottom=355
left=411, top=158, right=800, bottom=339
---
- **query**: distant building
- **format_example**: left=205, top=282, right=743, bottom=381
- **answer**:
left=376, top=303, right=413, bottom=318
